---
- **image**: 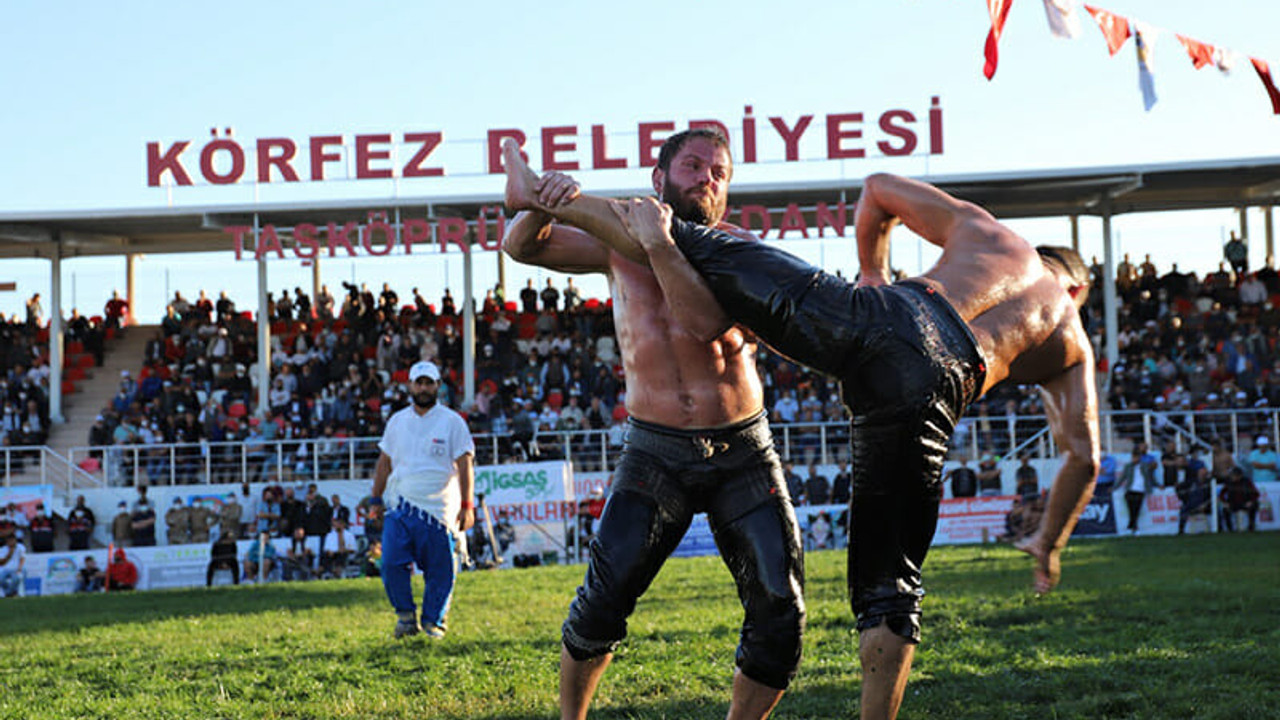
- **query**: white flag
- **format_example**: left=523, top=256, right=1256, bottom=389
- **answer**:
left=1214, top=47, right=1237, bottom=75
left=1135, top=23, right=1159, bottom=111
left=1042, top=0, right=1080, bottom=39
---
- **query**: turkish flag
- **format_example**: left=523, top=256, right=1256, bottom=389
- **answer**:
left=1177, top=35, right=1215, bottom=70
left=1252, top=57, right=1280, bottom=114
left=984, top=0, right=1015, bottom=80
left=1084, top=5, right=1131, bottom=56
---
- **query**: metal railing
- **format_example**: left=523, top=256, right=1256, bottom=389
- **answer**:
left=39, top=407, right=1280, bottom=488
left=0, top=446, right=97, bottom=495
left=67, top=437, right=385, bottom=487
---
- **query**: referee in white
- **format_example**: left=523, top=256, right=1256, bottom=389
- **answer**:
left=371, top=360, right=476, bottom=639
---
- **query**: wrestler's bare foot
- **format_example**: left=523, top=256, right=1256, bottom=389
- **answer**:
left=1015, top=534, right=1060, bottom=595
left=502, top=139, right=543, bottom=213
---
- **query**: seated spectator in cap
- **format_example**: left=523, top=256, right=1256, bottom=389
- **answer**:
left=283, top=526, right=319, bottom=581
left=0, top=534, right=25, bottom=597
left=76, top=556, right=105, bottom=593
left=243, top=534, right=277, bottom=581
left=320, top=517, right=357, bottom=578
left=207, top=532, right=240, bottom=586
left=1247, top=435, right=1278, bottom=484
left=106, top=548, right=138, bottom=591
left=1219, top=467, right=1261, bottom=532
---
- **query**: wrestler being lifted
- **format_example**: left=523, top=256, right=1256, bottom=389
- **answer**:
left=501, top=134, right=804, bottom=720
left=504, top=139, right=1099, bottom=720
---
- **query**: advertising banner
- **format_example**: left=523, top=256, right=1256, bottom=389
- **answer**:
left=935, top=495, right=1018, bottom=545
left=1073, top=493, right=1118, bottom=536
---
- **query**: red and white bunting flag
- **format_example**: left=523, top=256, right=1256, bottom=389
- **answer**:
left=1084, top=5, right=1131, bottom=56
left=1252, top=57, right=1280, bottom=114
left=984, top=0, right=1016, bottom=80
left=1042, top=0, right=1080, bottom=39
left=1177, top=34, right=1215, bottom=69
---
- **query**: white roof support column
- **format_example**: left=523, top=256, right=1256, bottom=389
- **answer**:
left=1100, top=197, right=1119, bottom=377
left=462, top=238, right=476, bottom=408
left=1070, top=215, right=1080, bottom=253
left=125, top=253, right=138, bottom=327
left=1265, top=205, right=1274, bottom=265
left=48, top=237, right=65, bottom=424
left=254, top=214, right=271, bottom=417
left=310, top=256, right=321, bottom=315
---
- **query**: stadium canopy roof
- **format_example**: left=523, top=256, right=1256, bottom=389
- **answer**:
left=0, top=155, right=1278, bottom=259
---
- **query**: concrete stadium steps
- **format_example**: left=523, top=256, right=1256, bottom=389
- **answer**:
left=45, top=325, right=157, bottom=462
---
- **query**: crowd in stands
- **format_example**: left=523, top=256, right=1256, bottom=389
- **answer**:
left=0, top=289, right=117, bottom=458
left=1097, top=250, right=1280, bottom=413
left=23, top=236, right=1278, bottom=485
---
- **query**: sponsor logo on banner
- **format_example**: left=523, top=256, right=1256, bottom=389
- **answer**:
left=1073, top=494, right=1117, bottom=536
left=43, top=556, right=79, bottom=596
left=935, top=495, right=1016, bottom=544
left=475, top=463, right=564, bottom=501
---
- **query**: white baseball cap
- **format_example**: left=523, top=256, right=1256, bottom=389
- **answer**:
left=1258, top=435, right=1269, bottom=446
left=409, top=361, right=441, bottom=383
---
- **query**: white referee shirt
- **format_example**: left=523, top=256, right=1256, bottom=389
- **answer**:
left=378, top=403, right=475, bottom=530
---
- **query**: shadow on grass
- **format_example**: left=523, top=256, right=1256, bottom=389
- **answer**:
left=0, top=578, right=384, bottom=637
left=903, top=640, right=1279, bottom=720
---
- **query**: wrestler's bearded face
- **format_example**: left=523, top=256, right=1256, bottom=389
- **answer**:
left=658, top=139, right=731, bottom=225
left=412, top=379, right=438, bottom=410
left=663, top=175, right=727, bottom=225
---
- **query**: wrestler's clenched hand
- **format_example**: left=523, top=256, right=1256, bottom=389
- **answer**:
left=535, top=171, right=581, bottom=208
left=611, top=197, right=674, bottom=254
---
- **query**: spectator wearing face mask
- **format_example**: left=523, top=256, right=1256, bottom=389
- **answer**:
left=28, top=504, right=54, bottom=553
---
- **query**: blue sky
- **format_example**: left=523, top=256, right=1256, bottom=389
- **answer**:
left=2, top=1, right=1279, bottom=321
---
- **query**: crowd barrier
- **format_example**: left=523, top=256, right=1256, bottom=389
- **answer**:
left=20, top=407, right=1276, bottom=492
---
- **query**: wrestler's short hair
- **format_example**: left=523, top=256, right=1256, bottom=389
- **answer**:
left=1037, top=245, right=1089, bottom=287
left=656, top=128, right=732, bottom=173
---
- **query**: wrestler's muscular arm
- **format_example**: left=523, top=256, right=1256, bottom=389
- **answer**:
left=1018, top=344, right=1100, bottom=594
left=614, top=198, right=734, bottom=342
left=854, top=172, right=998, bottom=285
left=503, top=139, right=649, bottom=266
left=503, top=166, right=612, bottom=273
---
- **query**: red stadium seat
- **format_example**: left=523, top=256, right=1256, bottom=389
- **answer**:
left=547, top=391, right=563, bottom=411
left=66, top=341, right=84, bottom=355
left=516, top=314, right=538, bottom=339
left=228, top=401, right=247, bottom=418
left=392, top=369, right=409, bottom=383
left=66, top=367, right=86, bottom=381
left=78, top=354, right=95, bottom=369
left=61, top=380, right=75, bottom=395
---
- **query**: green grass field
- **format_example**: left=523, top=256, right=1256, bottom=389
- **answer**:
left=1, top=533, right=1277, bottom=719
